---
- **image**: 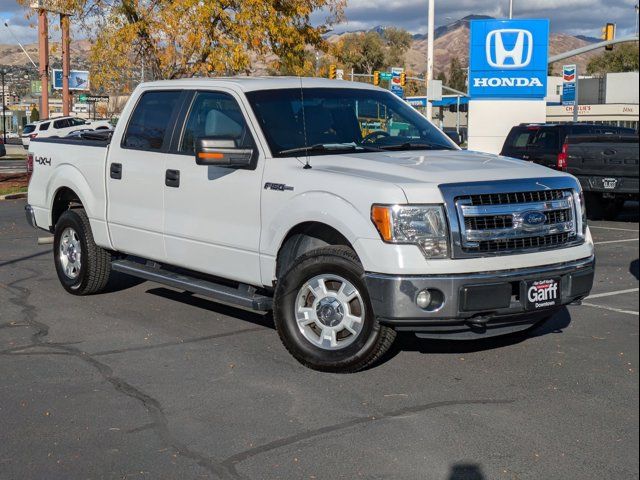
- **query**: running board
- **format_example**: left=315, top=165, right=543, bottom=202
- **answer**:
left=111, top=259, right=273, bottom=311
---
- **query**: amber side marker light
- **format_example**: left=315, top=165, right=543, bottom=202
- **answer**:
left=371, top=205, right=393, bottom=242
left=198, top=152, right=224, bottom=160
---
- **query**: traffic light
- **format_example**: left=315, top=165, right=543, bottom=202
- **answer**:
left=601, top=23, right=616, bottom=50
left=373, top=71, right=380, bottom=86
left=399, top=72, right=407, bottom=87
left=328, top=64, right=337, bottom=80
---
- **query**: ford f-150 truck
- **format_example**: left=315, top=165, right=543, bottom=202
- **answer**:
left=25, top=78, right=595, bottom=372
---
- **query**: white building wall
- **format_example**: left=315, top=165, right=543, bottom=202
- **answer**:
left=606, top=72, right=639, bottom=104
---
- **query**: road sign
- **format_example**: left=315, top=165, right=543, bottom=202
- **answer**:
left=30, top=80, right=42, bottom=94
left=427, top=80, right=443, bottom=101
left=468, top=19, right=549, bottom=99
left=78, top=94, right=109, bottom=103
left=379, top=72, right=393, bottom=81
left=562, top=64, right=577, bottom=106
left=52, top=69, right=90, bottom=91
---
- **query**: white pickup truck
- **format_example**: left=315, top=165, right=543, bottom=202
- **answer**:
left=26, top=78, right=595, bottom=372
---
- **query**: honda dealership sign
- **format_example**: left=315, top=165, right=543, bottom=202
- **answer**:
left=469, top=19, right=549, bottom=99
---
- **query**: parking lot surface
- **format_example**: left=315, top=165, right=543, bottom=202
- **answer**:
left=1, top=199, right=638, bottom=480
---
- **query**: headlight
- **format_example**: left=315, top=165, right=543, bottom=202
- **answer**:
left=371, top=204, right=450, bottom=259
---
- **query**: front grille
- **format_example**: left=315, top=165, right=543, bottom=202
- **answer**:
left=465, top=215, right=514, bottom=230
left=545, top=209, right=571, bottom=225
left=467, top=233, right=571, bottom=253
left=459, top=189, right=567, bottom=206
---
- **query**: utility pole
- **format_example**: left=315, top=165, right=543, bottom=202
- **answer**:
left=426, top=0, right=435, bottom=121
left=37, top=8, right=50, bottom=120
left=573, top=65, right=580, bottom=123
left=1, top=69, right=7, bottom=144
left=61, top=14, right=71, bottom=117
left=509, top=0, right=514, bottom=19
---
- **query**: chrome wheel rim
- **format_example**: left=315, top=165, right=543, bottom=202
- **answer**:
left=295, top=274, right=365, bottom=350
left=59, top=227, right=82, bottom=280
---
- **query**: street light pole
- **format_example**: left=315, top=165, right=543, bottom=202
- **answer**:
left=426, top=0, right=435, bottom=121
left=1, top=69, right=7, bottom=144
left=509, top=0, right=514, bottom=19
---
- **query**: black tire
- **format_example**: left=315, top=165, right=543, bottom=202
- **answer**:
left=54, top=208, right=112, bottom=295
left=273, top=246, right=396, bottom=373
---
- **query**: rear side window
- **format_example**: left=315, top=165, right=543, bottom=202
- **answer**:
left=39, top=122, right=50, bottom=131
left=53, top=119, right=71, bottom=129
left=71, top=118, right=87, bottom=126
left=123, top=91, right=182, bottom=151
left=504, top=128, right=536, bottom=149
left=530, top=129, right=560, bottom=152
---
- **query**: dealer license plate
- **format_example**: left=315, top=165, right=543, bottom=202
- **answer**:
left=525, top=278, right=561, bottom=310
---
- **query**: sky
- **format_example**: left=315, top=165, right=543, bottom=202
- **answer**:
left=1, top=0, right=638, bottom=46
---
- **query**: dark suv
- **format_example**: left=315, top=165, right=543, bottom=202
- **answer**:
left=501, top=123, right=636, bottom=169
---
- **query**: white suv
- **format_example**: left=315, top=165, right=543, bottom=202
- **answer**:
left=21, top=117, right=111, bottom=149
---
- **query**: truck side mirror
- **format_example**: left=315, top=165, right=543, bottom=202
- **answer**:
left=195, top=137, right=254, bottom=168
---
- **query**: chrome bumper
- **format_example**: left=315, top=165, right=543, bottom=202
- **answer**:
left=365, top=256, right=595, bottom=339
left=25, top=204, right=37, bottom=229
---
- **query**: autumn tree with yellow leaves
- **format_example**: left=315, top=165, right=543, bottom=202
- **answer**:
left=19, top=0, right=345, bottom=91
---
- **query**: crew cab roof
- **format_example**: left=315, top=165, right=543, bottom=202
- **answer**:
left=139, top=76, right=382, bottom=92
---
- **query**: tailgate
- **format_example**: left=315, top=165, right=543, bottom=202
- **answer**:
left=566, top=137, right=639, bottom=178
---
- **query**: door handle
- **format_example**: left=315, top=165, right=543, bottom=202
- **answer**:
left=165, top=169, right=180, bottom=188
left=110, top=163, right=122, bottom=180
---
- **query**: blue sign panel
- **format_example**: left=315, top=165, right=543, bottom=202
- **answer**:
left=52, top=69, right=90, bottom=91
left=562, top=64, right=576, bottom=105
left=469, top=19, right=549, bottom=99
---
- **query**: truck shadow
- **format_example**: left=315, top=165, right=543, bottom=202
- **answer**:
left=447, top=463, right=486, bottom=480
left=384, top=308, right=571, bottom=358
left=630, top=259, right=639, bottom=281
left=145, top=287, right=275, bottom=329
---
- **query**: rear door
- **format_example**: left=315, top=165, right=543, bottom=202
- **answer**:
left=106, top=89, right=185, bottom=261
left=526, top=127, right=561, bottom=169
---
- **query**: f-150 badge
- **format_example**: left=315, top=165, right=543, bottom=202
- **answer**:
left=264, top=182, right=294, bottom=192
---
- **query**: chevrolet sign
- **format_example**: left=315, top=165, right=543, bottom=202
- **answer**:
left=469, top=19, right=549, bottom=99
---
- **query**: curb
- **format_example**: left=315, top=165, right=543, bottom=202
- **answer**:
left=0, top=192, right=27, bottom=201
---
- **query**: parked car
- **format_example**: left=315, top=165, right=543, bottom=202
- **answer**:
left=565, top=133, right=639, bottom=220
left=25, top=78, right=595, bottom=372
left=500, top=123, right=636, bottom=170
left=21, top=116, right=112, bottom=149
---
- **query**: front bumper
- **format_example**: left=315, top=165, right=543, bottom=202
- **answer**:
left=365, top=256, right=595, bottom=339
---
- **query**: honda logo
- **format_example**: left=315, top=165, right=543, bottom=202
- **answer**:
left=486, top=29, right=533, bottom=69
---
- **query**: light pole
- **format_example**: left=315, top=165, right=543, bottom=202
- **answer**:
left=1, top=69, right=7, bottom=144
left=426, top=0, right=435, bottom=121
left=3, top=21, right=39, bottom=70
left=509, top=0, right=514, bottom=19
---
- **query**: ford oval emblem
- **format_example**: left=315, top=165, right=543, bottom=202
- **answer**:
left=522, top=211, right=547, bottom=226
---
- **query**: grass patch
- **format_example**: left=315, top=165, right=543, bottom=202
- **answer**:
left=0, top=186, right=28, bottom=196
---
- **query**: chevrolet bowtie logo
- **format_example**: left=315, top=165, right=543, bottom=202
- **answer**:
left=486, top=29, right=533, bottom=69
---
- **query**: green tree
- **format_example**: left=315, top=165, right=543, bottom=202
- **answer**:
left=447, top=56, right=467, bottom=92
left=30, top=106, right=39, bottom=122
left=587, top=43, right=640, bottom=75
left=334, top=31, right=387, bottom=74
left=383, top=27, right=413, bottom=67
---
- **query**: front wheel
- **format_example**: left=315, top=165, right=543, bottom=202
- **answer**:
left=273, top=246, right=396, bottom=372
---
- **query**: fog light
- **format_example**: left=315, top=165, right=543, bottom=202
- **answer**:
left=416, top=289, right=432, bottom=309
left=416, top=288, right=445, bottom=311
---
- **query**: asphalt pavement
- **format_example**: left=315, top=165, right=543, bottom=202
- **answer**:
left=1, top=199, right=638, bottom=480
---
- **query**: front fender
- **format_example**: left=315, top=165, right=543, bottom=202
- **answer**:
left=259, top=191, right=380, bottom=285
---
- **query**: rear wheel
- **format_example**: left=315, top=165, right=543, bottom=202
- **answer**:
left=54, top=208, right=112, bottom=295
left=273, top=246, right=396, bottom=372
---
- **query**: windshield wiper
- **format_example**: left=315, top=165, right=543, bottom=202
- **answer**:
left=378, top=142, right=455, bottom=151
left=278, top=143, right=383, bottom=156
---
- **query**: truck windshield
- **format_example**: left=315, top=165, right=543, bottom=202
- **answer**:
left=246, top=88, right=456, bottom=157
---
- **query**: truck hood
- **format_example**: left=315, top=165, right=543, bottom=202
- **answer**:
left=311, top=149, right=567, bottom=203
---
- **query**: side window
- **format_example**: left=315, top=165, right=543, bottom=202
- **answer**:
left=531, top=130, right=560, bottom=151
left=123, top=91, right=182, bottom=151
left=53, top=119, right=70, bottom=129
left=179, top=91, right=253, bottom=154
left=512, top=131, right=534, bottom=148
left=72, top=118, right=87, bottom=126
left=39, top=122, right=50, bottom=131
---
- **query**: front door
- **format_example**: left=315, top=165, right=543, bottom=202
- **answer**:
left=107, top=89, right=184, bottom=261
left=163, top=90, right=264, bottom=285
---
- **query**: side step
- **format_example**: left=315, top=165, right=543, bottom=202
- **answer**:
left=111, top=259, right=273, bottom=311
